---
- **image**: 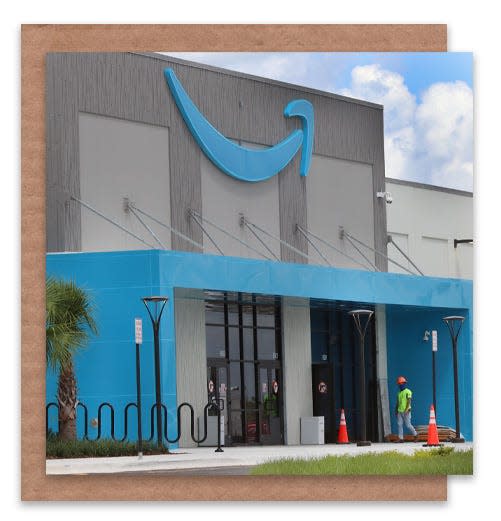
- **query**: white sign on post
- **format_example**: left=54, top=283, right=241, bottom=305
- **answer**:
left=135, top=318, right=143, bottom=345
left=432, top=330, right=438, bottom=352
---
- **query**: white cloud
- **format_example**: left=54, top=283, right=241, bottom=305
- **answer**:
left=341, top=65, right=473, bottom=191
left=341, top=64, right=416, bottom=131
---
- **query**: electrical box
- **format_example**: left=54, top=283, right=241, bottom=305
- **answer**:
left=300, top=416, right=325, bottom=445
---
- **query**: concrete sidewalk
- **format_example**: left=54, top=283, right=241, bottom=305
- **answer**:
left=46, top=442, right=473, bottom=475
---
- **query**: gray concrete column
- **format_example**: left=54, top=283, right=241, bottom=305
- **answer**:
left=375, top=304, right=391, bottom=439
left=174, top=288, right=207, bottom=448
left=282, top=297, right=312, bottom=445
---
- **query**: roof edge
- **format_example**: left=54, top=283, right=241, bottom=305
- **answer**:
left=130, top=52, right=384, bottom=111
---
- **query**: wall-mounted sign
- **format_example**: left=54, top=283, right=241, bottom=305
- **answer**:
left=432, top=330, right=438, bottom=352
left=318, top=381, right=328, bottom=394
left=164, top=68, right=314, bottom=183
left=134, top=318, right=142, bottom=344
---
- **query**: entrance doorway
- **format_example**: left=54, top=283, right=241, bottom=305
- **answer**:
left=312, top=364, right=335, bottom=443
left=205, top=291, right=283, bottom=445
left=310, top=302, right=378, bottom=443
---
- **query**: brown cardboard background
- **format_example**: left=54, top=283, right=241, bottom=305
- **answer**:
left=21, top=24, right=448, bottom=501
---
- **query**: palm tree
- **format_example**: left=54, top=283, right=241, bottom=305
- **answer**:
left=46, top=276, right=98, bottom=440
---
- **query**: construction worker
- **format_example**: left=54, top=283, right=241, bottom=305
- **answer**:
left=395, top=376, right=418, bottom=442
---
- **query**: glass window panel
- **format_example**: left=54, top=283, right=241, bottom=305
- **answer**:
left=257, top=329, right=278, bottom=360
left=256, top=305, right=275, bottom=327
left=311, top=331, right=329, bottom=363
left=205, top=301, right=225, bottom=324
left=244, top=362, right=256, bottom=408
left=205, top=325, right=225, bottom=358
left=230, top=410, right=243, bottom=442
left=229, top=362, right=242, bottom=410
left=311, top=309, right=329, bottom=331
left=243, top=328, right=254, bottom=360
left=240, top=293, right=253, bottom=305
left=224, top=291, right=238, bottom=302
left=227, top=303, right=239, bottom=326
left=242, top=304, right=253, bottom=326
left=228, top=327, right=240, bottom=360
left=255, top=295, right=275, bottom=305
left=245, top=408, right=258, bottom=442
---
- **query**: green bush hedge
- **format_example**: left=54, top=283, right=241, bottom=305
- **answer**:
left=46, top=435, right=170, bottom=459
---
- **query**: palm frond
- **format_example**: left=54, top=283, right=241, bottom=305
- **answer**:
left=46, top=276, right=98, bottom=371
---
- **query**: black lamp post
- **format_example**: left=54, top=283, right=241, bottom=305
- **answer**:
left=443, top=315, right=465, bottom=443
left=142, top=296, right=169, bottom=449
left=348, top=309, right=374, bottom=447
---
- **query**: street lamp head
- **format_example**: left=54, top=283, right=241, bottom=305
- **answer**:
left=348, top=309, right=374, bottom=339
left=142, top=296, right=169, bottom=325
left=348, top=309, right=374, bottom=317
left=443, top=315, right=465, bottom=343
left=443, top=315, right=465, bottom=322
left=142, top=296, right=169, bottom=303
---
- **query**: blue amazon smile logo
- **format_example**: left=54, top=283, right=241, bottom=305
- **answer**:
left=164, top=68, right=314, bottom=182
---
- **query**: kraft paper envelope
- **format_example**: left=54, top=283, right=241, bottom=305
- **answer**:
left=21, top=23, right=447, bottom=501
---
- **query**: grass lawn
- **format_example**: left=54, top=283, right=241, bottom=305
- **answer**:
left=250, top=447, right=473, bottom=475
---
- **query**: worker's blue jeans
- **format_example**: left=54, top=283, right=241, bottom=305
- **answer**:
left=397, top=412, right=417, bottom=439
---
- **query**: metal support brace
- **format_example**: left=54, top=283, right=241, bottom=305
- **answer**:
left=240, top=214, right=280, bottom=261
left=189, top=210, right=225, bottom=256
left=340, top=227, right=379, bottom=272
left=295, top=225, right=331, bottom=266
left=296, top=224, right=373, bottom=270
left=128, top=204, right=204, bottom=250
left=241, top=217, right=310, bottom=261
left=343, top=228, right=421, bottom=276
left=387, top=235, right=424, bottom=275
left=71, top=196, right=157, bottom=249
left=189, top=210, right=273, bottom=261
left=125, top=198, right=167, bottom=249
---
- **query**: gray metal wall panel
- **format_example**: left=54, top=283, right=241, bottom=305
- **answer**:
left=46, top=52, right=386, bottom=269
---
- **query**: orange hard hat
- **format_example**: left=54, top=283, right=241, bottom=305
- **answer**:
left=397, top=376, right=407, bottom=385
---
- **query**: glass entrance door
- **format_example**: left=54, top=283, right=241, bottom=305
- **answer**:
left=207, top=361, right=229, bottom=445
left=312, top=364, right=335, bottom=443
left=205, top=291, right=283, bottom=445
left=258, top=364, right=283, bottom=444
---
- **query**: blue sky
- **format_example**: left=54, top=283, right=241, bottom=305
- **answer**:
left=165, top=52, right=473, bottom=192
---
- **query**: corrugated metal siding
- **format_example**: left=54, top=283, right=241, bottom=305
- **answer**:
left=46, top=52, right=386, bottom=269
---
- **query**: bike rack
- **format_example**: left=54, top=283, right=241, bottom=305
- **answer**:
left=46, top=399, right=224, bottom=452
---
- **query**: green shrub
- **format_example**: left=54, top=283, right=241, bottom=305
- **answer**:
left=46, top=437, right=170, bottom=459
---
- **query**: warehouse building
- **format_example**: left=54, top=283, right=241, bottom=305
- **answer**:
left=45, top=53, right=473, bottom=447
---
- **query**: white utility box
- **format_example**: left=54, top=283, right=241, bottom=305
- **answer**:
left=197, top=415, right=225, bottom=447
left=300, top=416, right=325, bottom=445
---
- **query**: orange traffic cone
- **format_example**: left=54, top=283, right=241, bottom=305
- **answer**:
left=337, top=409, right=350, bottom=444
left=423, top=405, right=442, bottom=447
